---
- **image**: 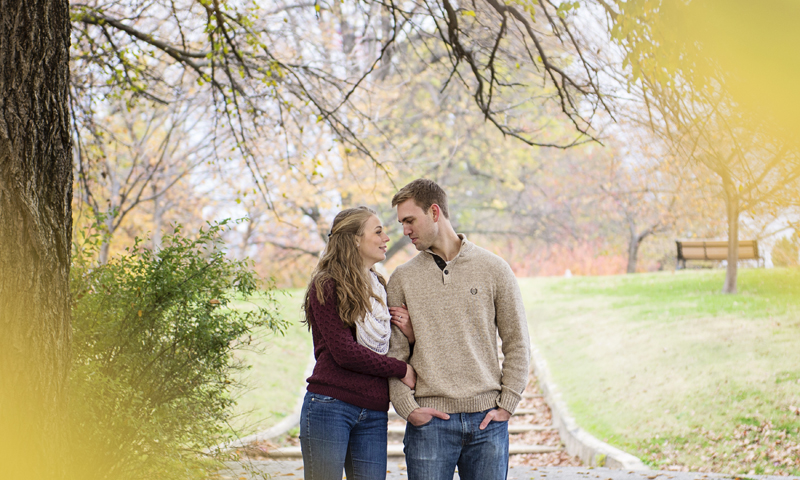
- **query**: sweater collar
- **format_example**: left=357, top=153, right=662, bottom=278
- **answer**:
left=425, top=234, right=472, bottom=263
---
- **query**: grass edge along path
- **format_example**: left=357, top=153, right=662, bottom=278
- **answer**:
left=520, top=269, right=800, bottom=476
left=229, top=288, right=312, bottom=435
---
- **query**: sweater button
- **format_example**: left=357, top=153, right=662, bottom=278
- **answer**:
left=444, top=270, right=449, bottom=274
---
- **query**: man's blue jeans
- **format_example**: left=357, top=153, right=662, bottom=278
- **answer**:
left=403, top=408, right=509, bottom=480
left=299, top=392, right=389, bottom=480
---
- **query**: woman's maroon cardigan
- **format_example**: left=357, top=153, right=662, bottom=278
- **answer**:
left=305, top=280, right=407, bottom=411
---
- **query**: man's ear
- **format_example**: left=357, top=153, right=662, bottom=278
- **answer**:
left=430, top=204, right=440, bottom=222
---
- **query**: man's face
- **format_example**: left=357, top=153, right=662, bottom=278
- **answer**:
left=396, top=199, right=437, bottom=251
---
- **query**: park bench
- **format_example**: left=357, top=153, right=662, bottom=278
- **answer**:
left=675, top=239, right=759, bottom=269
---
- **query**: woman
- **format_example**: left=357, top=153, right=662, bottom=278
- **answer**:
left=301, top=206, right=416, bottom=480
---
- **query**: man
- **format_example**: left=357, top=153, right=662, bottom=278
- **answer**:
left=386, top=178, right=530, bottom=480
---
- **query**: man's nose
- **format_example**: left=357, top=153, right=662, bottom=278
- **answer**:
left=403, top=225, right=411, bottom=236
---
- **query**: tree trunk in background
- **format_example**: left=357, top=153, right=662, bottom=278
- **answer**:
left=626, top=219, right=640, bottom=274
left=331, top=0, right=354, bottom=54
left=376, top=6, right=395, bottom=80
left=0, top=1, right=73, bottom=478
left=722, top=176, right=740, bottom=294
left=384, top=234, right=411, bottom=263
left=97, top=165, right=121, bottom=264
left=98, top=212, right=114, bottom=264
left=152, top=185, right=164, bottom=252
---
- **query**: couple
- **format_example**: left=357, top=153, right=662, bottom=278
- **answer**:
left=300, top=179, right=531, bottom=480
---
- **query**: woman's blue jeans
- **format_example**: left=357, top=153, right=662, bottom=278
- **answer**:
left=299, top=392, right=388, bottom=480
left=403, top=408, right=509, bottom=480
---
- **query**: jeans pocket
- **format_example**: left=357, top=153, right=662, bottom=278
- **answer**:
left=485, top=407, right=509, bottom=422
left=309, top=393, right=338, bottom=403
left=410, top=416, right=434, bottom=428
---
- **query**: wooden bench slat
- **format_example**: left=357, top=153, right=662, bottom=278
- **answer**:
left=676, top=239, right=759, bottom=264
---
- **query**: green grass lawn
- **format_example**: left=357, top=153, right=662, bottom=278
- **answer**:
left=228, top=288, right=313, bottom=435
left=520, top=268, right=800, bottom=475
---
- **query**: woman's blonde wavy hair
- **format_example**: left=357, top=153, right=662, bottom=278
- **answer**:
left=303, top=206, right=386, bottom=329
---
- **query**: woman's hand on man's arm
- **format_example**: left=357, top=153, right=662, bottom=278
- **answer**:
left=389, top=305, right=415, bottom=344
left=400, top=363, right=416, bottom=389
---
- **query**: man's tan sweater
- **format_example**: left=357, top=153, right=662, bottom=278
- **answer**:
left=387, top=235, right=530, bottom=419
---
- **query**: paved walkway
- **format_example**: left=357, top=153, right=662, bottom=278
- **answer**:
left=225, top=350, right=799, bottom=479
left=237, top=371, right=581, bottom=470
left=220, top=462, right=800, bottom=480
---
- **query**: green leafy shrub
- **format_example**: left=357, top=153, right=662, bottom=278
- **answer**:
left=771, top=234, right=799, bottom=267
left=69, top=221, right=284, bottom=479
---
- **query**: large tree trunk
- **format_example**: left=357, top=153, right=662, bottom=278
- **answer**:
left=0, top=1, right=73, bottom=478
left=722, top=176, right=740, bottom=294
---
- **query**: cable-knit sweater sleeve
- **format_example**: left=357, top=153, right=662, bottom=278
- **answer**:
left=309, top=281, right=408, bottom=379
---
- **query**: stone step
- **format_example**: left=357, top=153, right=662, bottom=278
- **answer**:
left=263, top=443, right=562, bottom=459
left=509, top=424, right=555, bottom=433
left=522, top=393, right=543, bottom=399
left=509, top=444, right=561, bottom=455
left=511, top=408, right=539, bottom=416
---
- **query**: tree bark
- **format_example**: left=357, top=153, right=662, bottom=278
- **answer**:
left=0, top=0, right=73, bottom=477
left=722, top=175, right=740, bottom=294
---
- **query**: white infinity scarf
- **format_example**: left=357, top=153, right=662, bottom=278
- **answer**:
left=355, top=272, right=391, bottom=355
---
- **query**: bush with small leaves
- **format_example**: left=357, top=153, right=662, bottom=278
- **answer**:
left=68, top=220, right=284, bottom=479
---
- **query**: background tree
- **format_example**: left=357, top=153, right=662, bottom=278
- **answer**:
left=72, top=95, right=217, bottom=262
left=600, top=0, right=800, bottom=292
left=68, top=0, right=613, bottom=196
left=771, top=233, right=799, bottom=268
left=586, top=124, right=720, bottom=273
left=630, top=73, right=800, bottom=292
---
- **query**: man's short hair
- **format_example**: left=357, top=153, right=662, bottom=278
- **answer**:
left=391, top=179, right=450, bottom=219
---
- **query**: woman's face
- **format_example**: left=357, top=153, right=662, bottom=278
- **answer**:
left=357, top=215, right=390, bottom=268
